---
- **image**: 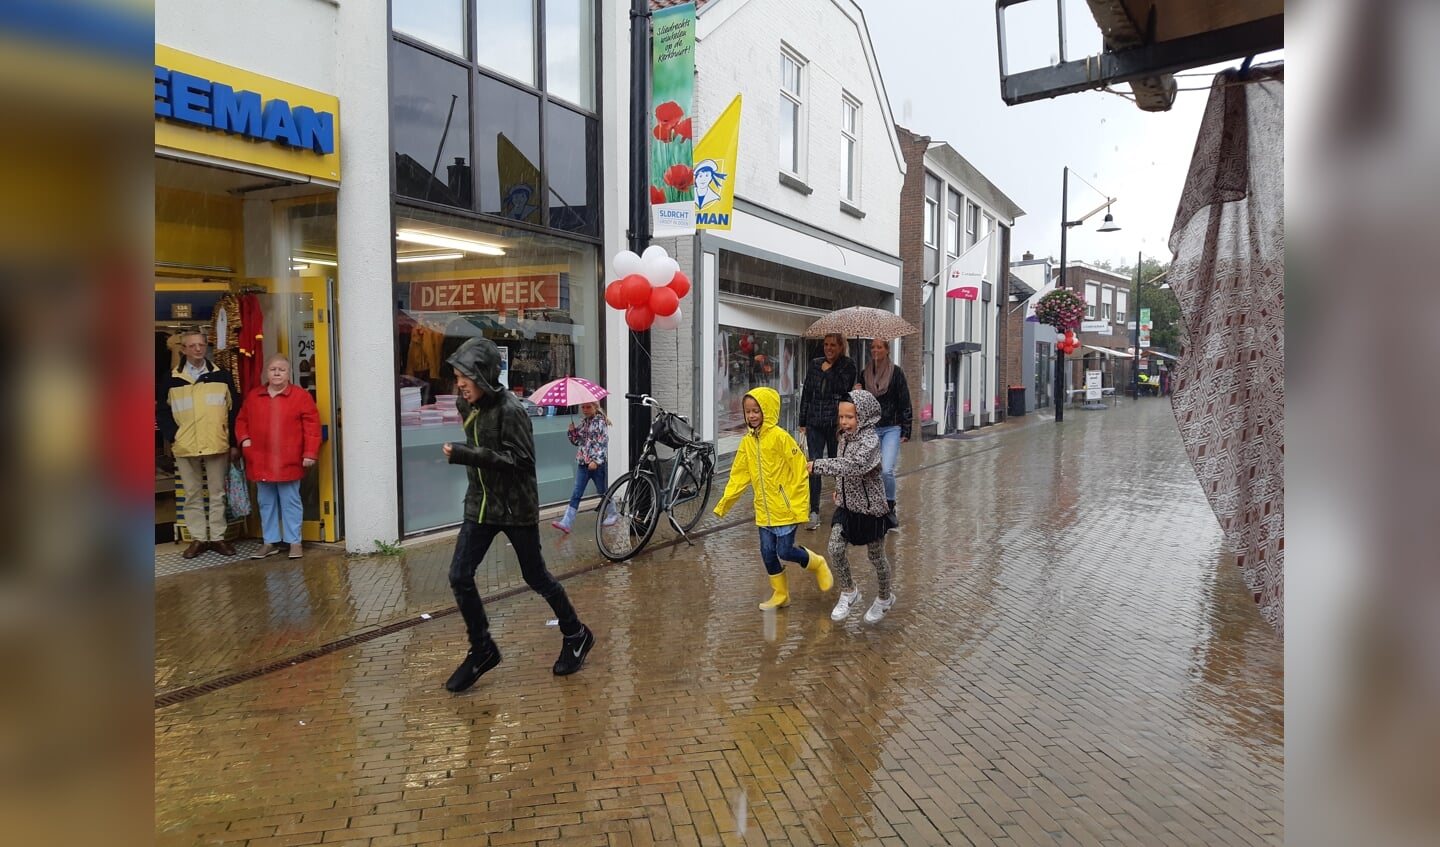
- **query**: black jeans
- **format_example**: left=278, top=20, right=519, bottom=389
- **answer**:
left=805, top=425, right=839, bottom=514
left=449, top=520, right=580, bottom=648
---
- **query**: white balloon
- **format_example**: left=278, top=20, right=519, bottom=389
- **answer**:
left=653, top=306, right=683, bottom=330
left=612, top=250, right=643, bottom=278
left=641, top=244, right=669, bottom=261
left=642, top=254, right=674, bottom=287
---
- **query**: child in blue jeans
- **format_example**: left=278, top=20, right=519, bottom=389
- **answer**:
left=553, top=401, right=614, bottom=533
left=714, top=387, right=833, bottom=609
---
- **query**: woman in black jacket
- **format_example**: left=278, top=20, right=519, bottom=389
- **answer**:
left=799, top=333, right=858, bottom=529
left=859, top=338, right=913, bottom=524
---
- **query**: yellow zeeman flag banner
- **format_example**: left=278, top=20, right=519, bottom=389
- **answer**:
left=693, top=95, right=742, bottom=231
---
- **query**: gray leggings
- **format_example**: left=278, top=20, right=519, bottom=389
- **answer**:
left=826, top=524, right=891, bottom=597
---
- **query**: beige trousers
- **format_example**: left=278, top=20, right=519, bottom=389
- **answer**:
left=175, top=452, right=229, bottom=541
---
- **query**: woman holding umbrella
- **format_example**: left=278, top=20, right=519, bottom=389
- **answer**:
left=860, top=338, right=912, bottom=526
left=799, top=333, right=858, bottom=530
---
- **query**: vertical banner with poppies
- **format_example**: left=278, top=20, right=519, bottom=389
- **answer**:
left=650, top=1, right=696, bottom=238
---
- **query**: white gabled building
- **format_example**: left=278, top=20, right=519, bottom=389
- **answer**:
left=648, top=0, right=906, bottom=456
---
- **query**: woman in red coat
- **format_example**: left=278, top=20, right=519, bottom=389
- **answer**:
left=235, top=354, right=320, bottom=559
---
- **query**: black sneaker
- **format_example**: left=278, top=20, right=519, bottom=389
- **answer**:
left=444, top=642, right=501, bottom=692
left=553, top=625, right=595, bottom=676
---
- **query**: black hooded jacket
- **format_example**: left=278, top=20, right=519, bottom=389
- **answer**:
left=445, top=338, right=540, bottom=525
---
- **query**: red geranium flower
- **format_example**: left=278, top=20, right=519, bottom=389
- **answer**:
left=675, top=118, right=692, bottom=141
left=663, top=164, right=694, bottom=192
left=655, top=101, right=684, bottom=123
left=649, top=185, right=665, bottom=204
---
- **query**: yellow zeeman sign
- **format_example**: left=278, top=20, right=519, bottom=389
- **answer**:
left=155, top=45, right=341, bottom=181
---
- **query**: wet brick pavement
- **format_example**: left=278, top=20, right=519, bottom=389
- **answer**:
left=155, top=399, right=1282, bottom=845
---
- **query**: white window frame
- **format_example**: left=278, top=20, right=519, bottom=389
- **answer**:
left=779, top=48, right=807, bottom=177
left=1085, top=283, right=1100, bottom=320
left=945, top=189, right=961, bottom=257
left=840, top=93, right=860, bottom=204
left=1101, top=286, right=1114, bottom=321
left=965, top=201, right=979, bottom=249
left=1116, top=290, right=1128, bottom=324
left=924, top=196, right=939, bottom=247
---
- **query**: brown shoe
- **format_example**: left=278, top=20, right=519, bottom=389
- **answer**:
left=213, top=541, right=238, bottom=557
left=250, top=544, right=281, bottom=560
left=182, top=541, right=204, bottom=559
left=288, top=543, right=304, bottom=560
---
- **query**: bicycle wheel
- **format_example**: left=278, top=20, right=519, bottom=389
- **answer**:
left=595, top=472, right=660, bottom=562
left=668, top=455, right=713, bottom=533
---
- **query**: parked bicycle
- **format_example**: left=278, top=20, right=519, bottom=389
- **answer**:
left=595, top=393, right=717, bottom=562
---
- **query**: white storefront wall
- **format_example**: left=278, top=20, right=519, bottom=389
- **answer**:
left=926, top=164, right=1011, bottom=432
left=691, top=0, right=905, bottom=440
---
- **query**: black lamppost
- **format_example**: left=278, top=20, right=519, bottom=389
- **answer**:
left=1055, top=166, right=1119, bottom=422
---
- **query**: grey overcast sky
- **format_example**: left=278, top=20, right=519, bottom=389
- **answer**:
left=857, top=0, right=1281, bottom=269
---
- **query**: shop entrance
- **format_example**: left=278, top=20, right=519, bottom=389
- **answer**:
left=246, top=275, right=341, bottom=542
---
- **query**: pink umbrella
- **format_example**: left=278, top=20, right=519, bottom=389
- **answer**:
left=528, top=376, right=609, bottom=407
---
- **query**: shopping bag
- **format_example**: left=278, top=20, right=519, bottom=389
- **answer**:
left=225, top=459, right=252, bottom=520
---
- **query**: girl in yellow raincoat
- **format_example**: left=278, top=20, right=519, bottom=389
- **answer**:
left=714, top=387, right=833, bottom=609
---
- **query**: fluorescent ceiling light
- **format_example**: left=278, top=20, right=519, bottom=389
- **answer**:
left=293, top=256, right=338, bottom=267
left=396, top=229, right=505, bottom=256
left=396, top=251, right=464, bottom=264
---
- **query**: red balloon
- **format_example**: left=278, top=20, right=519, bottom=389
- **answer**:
left=667, top=271, right=691, bottom=298
left=649, top=285, right=679, bottom=316
left=623, top=273, right=652, bottom=307
left=626, top=304, right=654, bottom=331
left=604, top=280, right=626, bottom=310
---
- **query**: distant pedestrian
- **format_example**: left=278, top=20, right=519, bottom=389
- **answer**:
left=714, top=387, right=833, bottom=610
left=235, top=355, right=320, bottom=560
left=799, top=332, right=858, bottom=530
left=441, top=338, right=595, bottom=692
left=859, top=338, right=912, bottom=527
left=809, top=391, right=895, bottom=624
left=159, top=329, right=240, bottom=559
left=552, top=401, right=612, bottom=534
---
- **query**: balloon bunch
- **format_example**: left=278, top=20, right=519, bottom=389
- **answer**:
left=604, top=245, right=692, bottom=332
left=1057, top=329, right=1080, bottom=356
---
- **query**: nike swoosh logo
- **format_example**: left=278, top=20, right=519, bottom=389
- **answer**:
left=572, top=646, right=584, bottom=657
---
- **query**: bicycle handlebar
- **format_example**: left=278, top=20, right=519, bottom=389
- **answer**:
left=625, top=392, right=661, bottom=409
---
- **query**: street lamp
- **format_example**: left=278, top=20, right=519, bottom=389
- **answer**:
left=1055, top=166, right=1120, bottom=422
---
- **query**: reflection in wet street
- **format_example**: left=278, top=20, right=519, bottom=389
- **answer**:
left=156, top=400, right=1281, bottom=845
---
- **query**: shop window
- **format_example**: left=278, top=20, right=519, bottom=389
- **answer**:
left=474, top=74, right=542, bottom=223
left=715, top=326, right=803, bottom=456
left=475, top=0, right=536, bottom=86
left=392, top=206, right=600, bottom=534
left=393, top=0, right=467, bottom=58
left=544, top=0, right=595, bottom=110
left=544, top=103, right=599, bottom=235
left=391, top=42, right=473, bottom=209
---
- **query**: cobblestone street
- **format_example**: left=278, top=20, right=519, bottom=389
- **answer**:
left=155, top=399, right=1282, bottom=846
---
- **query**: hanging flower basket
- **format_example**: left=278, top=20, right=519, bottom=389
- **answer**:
left=1034, top=288, right=1086, bottom=331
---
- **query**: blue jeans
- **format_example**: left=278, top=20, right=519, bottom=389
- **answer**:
left=805, top=426, right=840, bottom=513
left=875, top=425, right=901, bottom=502
left=757, top=524, right=810, bottom=576
left=256, top=480, right=303, bottom=544
left=567, top=462, right=608, bottom=510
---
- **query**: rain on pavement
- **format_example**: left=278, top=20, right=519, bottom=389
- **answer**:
left=155, top=399, right=1282, bottom=845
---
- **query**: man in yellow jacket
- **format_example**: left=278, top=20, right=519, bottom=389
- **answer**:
left=159, top=330, right=241, bottom=558
left=714, top=387, right=832, bottom=609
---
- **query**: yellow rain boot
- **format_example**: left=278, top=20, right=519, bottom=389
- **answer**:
left=758, top=573, right=790, bottom=610
left=806, top=549, right=833, bottom=592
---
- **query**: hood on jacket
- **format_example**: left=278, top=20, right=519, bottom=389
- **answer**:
left=744, top=387, right=782, bottom=435
left=447, top=337, right=507, bottom=395
left=844, top=389, right=882, bottom=431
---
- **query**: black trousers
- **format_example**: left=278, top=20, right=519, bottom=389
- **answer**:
left=448, top=520, right=580, bottom=648
left=805, top=425, right=840, bottom=513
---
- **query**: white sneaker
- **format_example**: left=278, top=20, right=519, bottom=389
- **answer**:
left=807, top=511, right=821, bottom=530
left=863, top=594, right=895, bottom=623
left=830, top=588, right=861, bottom=622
